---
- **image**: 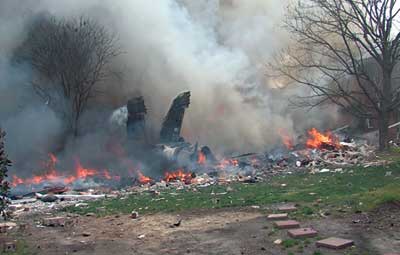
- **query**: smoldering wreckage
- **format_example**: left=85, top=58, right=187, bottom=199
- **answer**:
left=1, top=93, right=387, bottom=253
left=3, top=90, right=387, bottom=213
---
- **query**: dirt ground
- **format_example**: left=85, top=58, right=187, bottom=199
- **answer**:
left=8, top=203, right=400, bottom=255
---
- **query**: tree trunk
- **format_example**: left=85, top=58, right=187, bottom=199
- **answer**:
left=378, top=112, right=389, bottom=151
left=379, top=68, right=392, bottom=151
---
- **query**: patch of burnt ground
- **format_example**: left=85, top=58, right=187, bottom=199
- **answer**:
left=352, top=201, right=400, bottom=230
left=349, top=201, right=400, bottom=254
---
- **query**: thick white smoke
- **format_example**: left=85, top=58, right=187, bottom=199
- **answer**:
left=0, top=0, right=339, bottom=169
left=101, top=0, right=295, bottom=153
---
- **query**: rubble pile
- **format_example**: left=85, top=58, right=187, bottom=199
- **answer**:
left=5, top=92, right=390, bottom=216
left=268, top=141, right=384, bottom=172
left=5, top=138, right=388, bottom=218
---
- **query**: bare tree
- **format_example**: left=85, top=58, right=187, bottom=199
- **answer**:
left=16, top=15, right=120, bottom=136
left=270, top=0, right=400, bottom=150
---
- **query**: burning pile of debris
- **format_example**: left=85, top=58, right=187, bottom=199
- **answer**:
left=271, top=127, right=383, bottom=171
left=6, top=92, right=388, bottom=215
left=7, top=128, right=385, bottom=214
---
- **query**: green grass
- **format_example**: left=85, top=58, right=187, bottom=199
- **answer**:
left=390, top=146, right=400, bottom=154
left=299, top=206, right=314, bottom=216
left=282, top=239, right=300, bottom=248
left=64, top=161, right=400, bottom=216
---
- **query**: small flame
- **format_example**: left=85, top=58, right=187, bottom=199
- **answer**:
left=63, top=176, right=76, bottom=184
left=278, top=128, right=294, bottom=150
left=164, top=169, right=193, bottom=183
left=137, top=171, right=152, bottom=184
left=75, top=160, right=97, bottom=179
left=11, top=175, right=24, bottom=187
left=197, top=151, right=206, bottom=165
left=306, top=128, right=340, bottom=149
left=103, top=170, right=112, bottom=180
left=217, top=158, right=239, bottom=169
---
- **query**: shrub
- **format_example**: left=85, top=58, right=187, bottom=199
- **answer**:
left=0, top=129, right=11, bottom=219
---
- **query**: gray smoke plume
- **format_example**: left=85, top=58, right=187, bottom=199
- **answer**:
left=0, top=0, right=339, bottom=178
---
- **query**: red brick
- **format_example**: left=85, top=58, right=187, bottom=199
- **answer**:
left=274, top=220, right=300, bottom=229
left=288, top=228, right=318, bottom=238
left=316, top=237, right=354, bottom=249
left=267, top=213, right=288, bottom=220
left=278, top=205, right=297, bottom=212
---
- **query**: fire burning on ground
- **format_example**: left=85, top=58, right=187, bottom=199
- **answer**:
left=137, top=171, right=152, bottom=184
left=278, top=128, right=294, bottom=150
left=164, top=169, right=193, bottom=184
left=10, top=149, right=246, bottom=191
left=11, top=153, right=122, bottom=188
left=217, top=158, right=239, bottom=169
left=8, top=127, right=370, bottom=195
left=9, top=151, right=213, bottom=190
left=306, top=128, right=340, bottom=150
left=278, top=128, right=341, bottom=151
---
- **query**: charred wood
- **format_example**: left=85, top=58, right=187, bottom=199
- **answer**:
left=160, top=91, right=190, bottom=143
left=127, top=96, right=147, bottom=142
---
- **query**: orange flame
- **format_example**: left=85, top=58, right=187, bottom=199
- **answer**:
left=103, top=170, right=112, bottom=180
left=164, top=169, right=192, bottom=183
left=75, top=160, right=97, bottom=179
left=306, top=128, right=339, bottom=149
left=216, top=158, right=239, bottom=169
left=63, top=176, right=77, bottom=185
left=197, top=151, right=206, bottom=165
left=278, top=129, right=294, bottom=149
left=11, top=175, right=24, bottom=187
left=137, top=171, right=152, bottom=184
left=11, top=154, right=121, bottom=187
